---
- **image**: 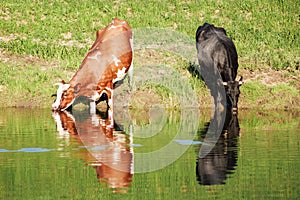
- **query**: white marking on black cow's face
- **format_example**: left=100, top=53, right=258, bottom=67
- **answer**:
left=112, top=55, right=121, bottom=66
left=52, top=83, right=70, bottom=110
left=113, top=67, right=127, bottom=83
left=223, top=81, right=241, bottom=110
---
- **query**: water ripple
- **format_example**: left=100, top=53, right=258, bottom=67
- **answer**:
left=0, top=148, right=55, bottom=153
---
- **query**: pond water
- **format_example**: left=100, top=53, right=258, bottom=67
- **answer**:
left=0, top=107, right=299, bottom=199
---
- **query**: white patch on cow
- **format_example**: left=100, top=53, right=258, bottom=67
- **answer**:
left=100, top=118, right=106, bottom=127
left=112, top=55, right=121, bottom=66
left=108, top=98, right=113, bottom=109
left=52, top=83, right=70, bottom=110
left=108, top=108, right=114, bottom=128
left=113, top=67, right=127, bottom=83
left=108, top=25, right=118, bottom=30
left=108, top=22, right=125, bottom=30
left=105, top=87, right=113, bottom=93
left=88, top=51, right=102, bottom=61
left=62, top=98, right=75, bottom=111
left=52, top=111, right=74, bottom=138
left=91, top=113, right=100, bottom=127
left=91, top=91, right=101, bottom=102
left=90, top=101, right=96, bottom=114
left=128, top=123, right=134, bottom=174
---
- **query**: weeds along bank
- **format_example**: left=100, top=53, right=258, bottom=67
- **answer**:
left=0, top=0, right=299, bottom=108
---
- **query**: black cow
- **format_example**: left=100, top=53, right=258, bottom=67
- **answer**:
left=196, top=109, right=240, bottom=185
left=196, top=23, right=243, bottom=114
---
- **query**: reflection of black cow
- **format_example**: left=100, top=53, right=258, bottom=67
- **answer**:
left=196, top=23, right=243, bottom=113
left=196, top=109, right=240, bottom=185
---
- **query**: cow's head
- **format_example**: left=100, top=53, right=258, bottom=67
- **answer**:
left=223, top=77, right=243, bottom=114
left=52, top=81, right=75, bottom=111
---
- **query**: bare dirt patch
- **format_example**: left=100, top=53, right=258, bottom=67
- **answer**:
left=240, top=68, right=300, bottom=87
left=0, top=48, right=60, bottom=71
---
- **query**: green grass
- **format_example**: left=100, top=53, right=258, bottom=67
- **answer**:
left=0, top=0, right=299, bottom=108
left=1, top=0, right=298, bottom=69
left=240, top=80, right=300, bottom=110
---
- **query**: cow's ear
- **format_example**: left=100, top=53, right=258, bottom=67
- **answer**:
left=196, top=23, right=211, bottom=41
left=196, top=26, right=202, bottom=41
left=62, top=80, right=66, bottom=84
left=54, top=82, right=62, bottom=87
left=74, top=83, right=81, bottom=93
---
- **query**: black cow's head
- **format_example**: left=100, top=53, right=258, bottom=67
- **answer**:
left=223, top=77, right=243, bottom=114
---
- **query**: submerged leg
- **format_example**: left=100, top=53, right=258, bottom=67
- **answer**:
left=90, top=100, right=96, bottom=114
left=106, top=108, right=114, bottom=137
left=105, top=86, right=114, bottom=110
left=104, top=86, right=114, bottom=137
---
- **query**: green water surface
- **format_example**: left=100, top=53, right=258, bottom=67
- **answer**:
left=0, top=108, right=299, bottom=199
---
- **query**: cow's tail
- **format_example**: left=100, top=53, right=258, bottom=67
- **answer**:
left=128, top=34, right=134, bottom=90
left=128, top=62, right=133, bottom=90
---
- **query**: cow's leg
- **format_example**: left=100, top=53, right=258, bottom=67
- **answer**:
left=104, top=85, right=114, bottom=137
left=128, top=63, right=133, bottom=90
left=90, top=111, right=100, bottom=126
left=105, top=108, right=114, bottom=138
left=105, top=84, right=114, bottom=110
left=90, top=91, right=101, bottom=114
left=90, top=100, right=96, bottom=114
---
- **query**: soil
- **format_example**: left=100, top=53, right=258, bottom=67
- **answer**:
left=239, top=68, right=300, bottom=88
left=0, top=49, right=299, bottom=110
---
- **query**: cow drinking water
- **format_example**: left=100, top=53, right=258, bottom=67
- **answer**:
left=196, top=23, right=242, bottom=114
left=52, top=18, right=133, bottom=113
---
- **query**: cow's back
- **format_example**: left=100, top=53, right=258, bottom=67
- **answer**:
left=69, top=19, right=132, bottom=99
left=196, top=23, right=238, bottom=82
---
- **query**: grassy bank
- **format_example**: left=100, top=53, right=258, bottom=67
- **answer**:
left=0, top=0, right=299, bottom=109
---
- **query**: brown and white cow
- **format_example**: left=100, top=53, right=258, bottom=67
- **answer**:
left=52, top=110, right=133, bottom=192
left=52, top=18, right=133, bottom=113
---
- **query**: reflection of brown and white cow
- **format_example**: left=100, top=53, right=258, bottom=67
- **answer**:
left=52, top=110, right=133, bottom=193
left=52, top=18, right=133, bottom=113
